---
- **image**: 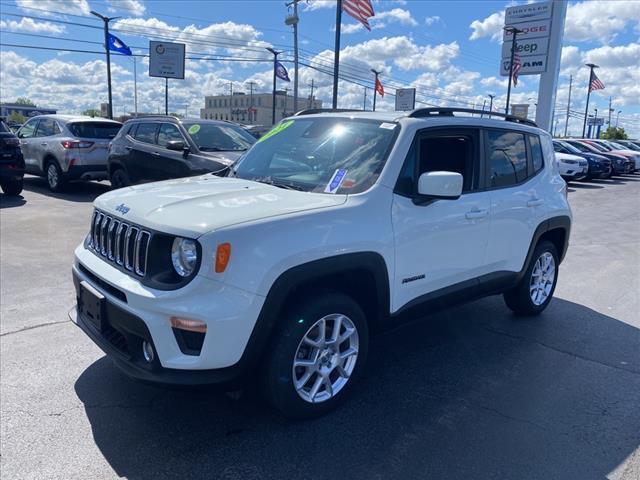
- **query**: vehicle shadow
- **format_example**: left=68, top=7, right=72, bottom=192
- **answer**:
left=22, top=175, right=111, bottom=202
left=74, top=297, right=640, bottom=480
left=567, top=182, right=604, bottom=189
left=0, top=194, right=27, bottom=208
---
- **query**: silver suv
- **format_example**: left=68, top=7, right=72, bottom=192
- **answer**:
left=17, top=115, right=122, bottom=191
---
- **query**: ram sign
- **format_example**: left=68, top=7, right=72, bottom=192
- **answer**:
left=501, top=55, right=548, bottom=75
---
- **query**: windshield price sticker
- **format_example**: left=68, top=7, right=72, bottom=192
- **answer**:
left=188, top=124, right=201, bottom=134
left=325, top=169, right=347, bottom=194
left=379, top=122, right=396, bottom=129
left=257, top=120, right=294, bottom=143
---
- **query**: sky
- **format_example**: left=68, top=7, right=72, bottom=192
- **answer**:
left=0, top=0, right=639, bottom=137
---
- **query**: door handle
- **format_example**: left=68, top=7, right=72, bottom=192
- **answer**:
left=527, top=198, right=544, bottom=207
left=124, top=146, right=132, bottom=150
left=465, top=209, right=489, bottom=220
left=40, top=142, right=48, bottom=146
left=151, top=151, right=160, bottom=156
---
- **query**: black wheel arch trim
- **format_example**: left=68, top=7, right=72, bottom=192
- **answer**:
left=520, top=215, right=571, bottom=277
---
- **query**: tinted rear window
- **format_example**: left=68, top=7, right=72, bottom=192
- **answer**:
left=67, top=122, right=121, bottom=139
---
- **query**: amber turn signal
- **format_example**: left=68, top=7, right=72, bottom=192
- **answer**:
left=170, top=316, right=207, bottom=333
left=215, top=243, right=231, bottom=273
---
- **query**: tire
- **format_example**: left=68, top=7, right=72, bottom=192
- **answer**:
left=110, top=167, right=131, bottom=189
left=45, top=160, right=65, bottom=192
left=263, top=290, right=369, bottom=419
left=504, top=240, right=559, bottom=316
left=1, top=178, right=23, bottom=196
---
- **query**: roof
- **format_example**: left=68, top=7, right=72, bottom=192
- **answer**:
left=28, top=114, right=122, bottom=124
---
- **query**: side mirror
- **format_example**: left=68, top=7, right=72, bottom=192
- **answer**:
left=417, top=171, right=463, bottom=201
left=166, top=140, right=185, bottom=152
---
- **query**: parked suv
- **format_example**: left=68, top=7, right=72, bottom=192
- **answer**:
left=552, top=139, right=611, bottom=179
left=107, top=117, right=256, bottom=188
left=0, top=119, right=25, bottom=196
left=564, top=139, right=630, bottom=176
left=16, top=115, right=122, bottom=192
left=71, top=109, right=571, bottom=418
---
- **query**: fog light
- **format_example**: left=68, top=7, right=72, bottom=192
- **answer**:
left=142, top=341, right=155, bottom=363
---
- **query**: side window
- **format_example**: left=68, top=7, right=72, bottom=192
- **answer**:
left=157, top=123, right=185, bottom=148
left=134, top=123, right=158, bottom=144
left=394, top=130, right=477, bottom=197
left=18, top=119, right=38, bottom=138
left=529, top=135, right=544, bottom=173
left=486, top=130, right=527, bottom=188
left=35, top=119, right=60, bottom=137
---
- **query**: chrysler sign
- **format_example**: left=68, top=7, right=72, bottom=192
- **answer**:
left=505, top=1, right=552, bottom=23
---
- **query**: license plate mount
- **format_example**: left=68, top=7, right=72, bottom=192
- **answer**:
left=79, top=281, right=106, bottom=331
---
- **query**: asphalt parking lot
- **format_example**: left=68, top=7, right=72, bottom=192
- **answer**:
left=1, top=174, right=639, bottom=480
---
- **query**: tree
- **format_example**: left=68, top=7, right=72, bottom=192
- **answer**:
left=82, top=109, right=101, bottom=117
left=600, top=126, right=628, bottom=140
left=14, top=97, right=35, bottom=106
left=8, top=111, right=26, bottom=124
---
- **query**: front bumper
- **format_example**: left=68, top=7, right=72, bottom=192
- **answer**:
left=72, top=244, right=266, bottom=384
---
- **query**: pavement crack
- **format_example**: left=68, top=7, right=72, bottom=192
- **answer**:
left=482, top=326, right=639, bottom=376
left=469, top=402, right=549, bottom=432
left=0, top=319, right=71, bottom=337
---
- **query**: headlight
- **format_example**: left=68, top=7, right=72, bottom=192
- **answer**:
left=171, top=237, right=198, bottom=277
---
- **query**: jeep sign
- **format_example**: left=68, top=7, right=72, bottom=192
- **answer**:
left=501, top=37, right=549, bottom=58
left=500, top=55, right=548, bottom=76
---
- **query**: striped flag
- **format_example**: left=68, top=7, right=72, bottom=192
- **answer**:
left=589, top=72, right=605, bottom=91
left=512, top=52, right=522, bottom=87
left=342, top=0, right=375, bottom=31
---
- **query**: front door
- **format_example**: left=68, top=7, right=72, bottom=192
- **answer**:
left=17, top=118, right=40, bottom=173
left=156, top=122, right=190, bottom=180
left=128, top=122, right=159, bottom=183
left=391, top=128, right=491, bottom=312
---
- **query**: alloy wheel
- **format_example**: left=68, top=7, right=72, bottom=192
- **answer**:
left=47, top=164, right=59, bottom=189
left=292, top=313, right=359, bottom=404
left=529, top=252, right=555, bottom=305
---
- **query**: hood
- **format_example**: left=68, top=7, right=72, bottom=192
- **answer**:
left=94, top=175, right=347, bottom=237
left=555, top=152, right=585, bottom=162
left=200, top=149, right=244, bottom=163
left=608, top=149, right=639, bottom=159
left=580, top=152, right=609, bottom=162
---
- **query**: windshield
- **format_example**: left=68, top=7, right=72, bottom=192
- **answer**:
left=607, top=141, right=626, bottom=150
left=232, top=117, right=398, bottom=194
left=68, top=121, right=122, bottom=139
left=558, top=141, right=581, bottom=154
left=182, top=122, right=255, bottom=152
left=567, top=141, right=594, bottom=153
left=589, top=142, right=610, bottom=152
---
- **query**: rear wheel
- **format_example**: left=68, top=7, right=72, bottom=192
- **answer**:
left=264, top=290, right=369, bottom=419
left=110, top=167, right=131, bottom=189
left=1, top=178, right=23, bottom=196
left=46, top=160, right=65, bottom=192
left=504, top=240, right=559, bottom=316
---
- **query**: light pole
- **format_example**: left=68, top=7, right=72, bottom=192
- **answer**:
left=616, top=110, right=622, bottom=128
left=91, top=10, right=119, bottom=120
left=371, top=68, right=381, bottom=112
left=503, top=26, right=523, bottom=115
left=285, top=1, right=300, bottom=113
left=582, top=63, right=599, bottom=137
left=266, top=47, right=281, bottom=125
left=488, top=94, right=495, bottom=118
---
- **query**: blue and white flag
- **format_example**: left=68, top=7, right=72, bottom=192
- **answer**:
left=108, top=33, right=132, bottom=56
left=275, top=61, right=290, bottom=82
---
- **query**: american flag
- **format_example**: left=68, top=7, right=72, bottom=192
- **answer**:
left=342, top=0, right=375, bottom=31
left=512, top=52, right=522, bottom=87
left=590, top=72, right=605, bottom=92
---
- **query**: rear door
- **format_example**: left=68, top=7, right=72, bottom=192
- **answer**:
left=17, top=118, right=39, bottom=173
left=127, top=122, right=159, bottom=183
left=484, top=129, right=546, bottom=273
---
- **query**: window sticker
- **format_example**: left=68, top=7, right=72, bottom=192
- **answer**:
left=324, top=169, right=347, bottom=193
left=257, top=119, right=294, bottom=143
left=188, top=124, right=201, bottom=134
left=379, top=122, right=396, bottom=130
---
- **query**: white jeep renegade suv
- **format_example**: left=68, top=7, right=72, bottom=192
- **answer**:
left=71, top=108, right=571, bottom=418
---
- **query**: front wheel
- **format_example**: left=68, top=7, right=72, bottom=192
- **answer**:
left=264, top=290, right=369, bottom=419
left=1, top=178, right=23, bottom=196
left=504, top=240, right=559, bottom=316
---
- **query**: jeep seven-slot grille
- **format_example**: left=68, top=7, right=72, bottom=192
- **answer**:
left=88, top=210, right=151, bottom=277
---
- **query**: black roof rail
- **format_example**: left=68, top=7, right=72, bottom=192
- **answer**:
left=407, top=107, right=538, bottom=128
left=293, top=108, right=363, bottom=116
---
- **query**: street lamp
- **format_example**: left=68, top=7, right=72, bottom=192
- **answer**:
left=90, top=10, right=120, bottom=120
left=581, top=63, right=599, bottom=137
left=616, top=110, right=622, bottom=128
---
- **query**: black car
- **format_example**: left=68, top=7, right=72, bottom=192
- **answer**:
left=564, top=139, right=629, bottom=176
left=0, top=119, right=25, bottom=196
left=553, top=139, right=611, bottom=179
left=107, top=117, right=256, bottom=188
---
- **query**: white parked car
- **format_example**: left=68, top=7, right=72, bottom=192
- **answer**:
left=71, top=108, right=572, bottom=418
left=554, top=151, right=588, bottom=181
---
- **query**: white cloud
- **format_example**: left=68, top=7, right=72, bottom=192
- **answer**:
left=0, top=17, right=65, bottom=34
left=304, top=0, right=335, bottom=11
left=481, top=76, right=509, bottom=90
left=107, top=0, right=146, bottom=16
left=15, top=0, right=90, bottom=16
left=424, top=16, right=443, bottom=27
left=375, top=8, right=418, bottom=27
left=469, top=11, right=504, bottom=41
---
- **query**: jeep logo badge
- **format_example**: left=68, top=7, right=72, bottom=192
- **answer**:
left=115, top=203, right=130, bottom=214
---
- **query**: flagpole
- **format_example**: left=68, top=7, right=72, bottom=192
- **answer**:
left=582, top=63, right=597, bottom=137
left=332, top=0, right=343, bottom=109
left=371, top=69, right=380, bottom=112
left=91, top=11, right=119, bottom=120
left=267, top=47, right=280, bottom=125
left=503, top=26, right=521, bottom=116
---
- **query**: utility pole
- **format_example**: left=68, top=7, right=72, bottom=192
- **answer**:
left=608, top=95, right=612, bottom=126
left=564, top=74, right=572, bottom=137
left=247, top=81, right=256, bottom=124
left=371, top=69, right=381, bottom=112
left=363, top=87, right=367, bottom=111
left=582, top=63, right=598, bottom=137
left=503, top=26, right=523, bottom=116
left=488, top=94, right=495, bottom=118
left=615, top=110, right=621, bottom=128
left=285, top=0, right=300, bottom=113
left=229, top=81, right=233, bottom=121
left=283, top=87, right=289, bottom=117
left=165, top=78, right=168, bottom=115
left=133, top=56, right=138, bottom=117
left=480, top=99, right=487, bottom=118
left=266, top=47, right=281, bottom=125
left=332, top=0, right=343, bottom=109
left=90, top=10, right=119, bottom=120
left=308, top=79, right=315, bottom=109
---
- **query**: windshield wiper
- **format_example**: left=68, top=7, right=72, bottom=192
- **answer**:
left=255, top=179, right=305, bottom=191
left=200, top=146, right=247, bottom=152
